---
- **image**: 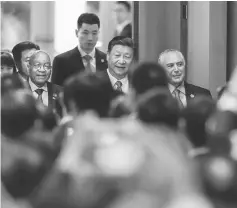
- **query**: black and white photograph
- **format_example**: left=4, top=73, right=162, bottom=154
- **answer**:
left=1, top=1, right=237, bottom=208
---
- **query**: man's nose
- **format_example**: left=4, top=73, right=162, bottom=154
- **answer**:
left=118, top=56, right=126, bottom=64
left=38, top=65, right=46, bottom=72
left=87, top=33, right=93, bottom=40
left=173, top=64, right=179, bottom=71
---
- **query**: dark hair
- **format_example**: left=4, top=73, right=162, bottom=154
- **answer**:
left=1, top=74, right=25, bottom=95
left=1, top=89, right=38, bottom=138
left=182, top=96, right=215, bottom=148
left=116, top=1, right=131, bottom=12
left=108, top=36, right=134, bottom=53
left=1, top=51, right=17, bottom=73
left=130, top=62, right=168, bottom=95
left=109, top=94, right=132, bottom=118
left=12, top=41, right=40, bottom=70
left=63, top=71, right=115, bottom=117
left=137, top=87, right=180, bottom=128
left=77, top=13, right=100, bottom=29
left=38, top=108, right=57, bottom=131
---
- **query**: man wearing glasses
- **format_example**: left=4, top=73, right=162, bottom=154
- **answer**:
left=28, top=50, right=62, bottom=115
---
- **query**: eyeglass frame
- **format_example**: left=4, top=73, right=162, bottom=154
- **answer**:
left=31, top=63, right=52, bottom=71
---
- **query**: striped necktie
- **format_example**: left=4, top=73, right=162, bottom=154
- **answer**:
left=83, top=55, right=93, bottom=73
left=114, top=81, right=123, bottom=92
left=35, top=88, right=44, bottom=104
left=173, top=88, right=184, bottom=108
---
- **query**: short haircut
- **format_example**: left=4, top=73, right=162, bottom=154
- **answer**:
left=130, top=62, right=168, bottom=95
left=12, top=41, right=40, bottom=69
left=77, top=13, right=100, bottom=29
left=158, top=49, right=186, bottom=66
left=108, top=36, right=134, bottom=53
left=1, top=89, right=38, bottom=138
left=116, top=1, right=131, bottom=12
left=29, top=50, right=51, bottom=66
left=181, top=96, right=215, bottom=148
left=63, top=71, right=115, bottom=117
left=1, top=51, right=17, bottom=73
left=137, top=87, right=180, bottom=128
left=1, top=74, right=26, bottom=95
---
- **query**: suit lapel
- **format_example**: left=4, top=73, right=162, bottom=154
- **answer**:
left=71, top=47, right=85, bottom=71
left=47, top=82, right=53, bottom=108
left=184, top=82, right=195, bottom=105
left=95, top=49, right=106, bottom=71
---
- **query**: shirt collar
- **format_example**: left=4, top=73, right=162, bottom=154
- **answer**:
left=107, top=68, right=128, bottom=86
left=116, top=20, right=131, bottom=32
left=29, top=78, right=48, bottom=92
left=78, top=45, right=95, bottom=58
left=168, top=82, right=185, bottom=94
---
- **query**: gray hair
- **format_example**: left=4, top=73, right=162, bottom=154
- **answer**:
left=158, top=49, right=186, bottom=66
left=29, top=50, right=51, bottom=65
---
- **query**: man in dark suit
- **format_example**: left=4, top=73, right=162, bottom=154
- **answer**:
left=158, top=49, right=212, bottom=108
left=106, top=36, right=134, bottom=94
left=114, top=1, right=132, bottom=38
left=28, top=50, right=62, bottom=117
left=51, top=13, right=108, bottom=86
left=12, top=41, right=40, bottom=83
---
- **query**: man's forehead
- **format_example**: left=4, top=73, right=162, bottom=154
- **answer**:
left=80, top=23, right=99, bottom=31
left=21, top=49, right=37, bottom=58
left=32, top=51, right=50, bottom=62
left=111, top=45, right=133, bottom=53
left=115, top=3, right=127, bottom=11
left=163, top=51, right=184, bottom=63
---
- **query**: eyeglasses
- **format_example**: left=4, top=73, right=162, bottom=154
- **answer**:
left=32, top=63, right=52, bottom=70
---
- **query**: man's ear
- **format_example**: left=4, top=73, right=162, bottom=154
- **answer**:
left=106, top=52, right=109, bottom=62
left=75, top=29, right=78, bottom=38
left=27, top=62, right=31, bottom=71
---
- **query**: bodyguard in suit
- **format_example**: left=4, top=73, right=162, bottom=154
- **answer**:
left=28, top=50, right=62, bottom=116
left=51, top=13, right=108, bottom=86
left=106, top=36, right=134, bottom=94
left=158, top=49, right=212, bottom=108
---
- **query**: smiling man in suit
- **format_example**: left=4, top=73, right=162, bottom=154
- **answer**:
left=28, top=50, right=62, bottom=117
left=51, top=13, right=108, bottom=86
left=158, top=49, right=212, bottom=108
left=106, top=36, right=134, bottom=94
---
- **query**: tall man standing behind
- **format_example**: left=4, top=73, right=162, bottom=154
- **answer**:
left=52, top=13, right=108, bottom=86
left=158, top=49, right=212, bottom=108
left=106, top=36, right=134, bottom=94
left=114, top=1, right=132, bottom=38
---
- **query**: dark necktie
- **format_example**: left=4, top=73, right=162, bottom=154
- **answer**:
left=83, top=55, right=93, bottom=73
left=173, top=88, right=184, bottom=108
left=114, top=81, right=123, bottom=92
left=35, top=88, right=44, bottom=104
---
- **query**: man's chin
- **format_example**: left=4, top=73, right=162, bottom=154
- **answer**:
left=171, top=80, right=183, bottom=86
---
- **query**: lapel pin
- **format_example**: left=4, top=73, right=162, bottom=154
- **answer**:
left=101, top=59, right=104, bottom=63
left=53, top=93, right=57, bottom=99
left=190, top=94, right=195, bottom=98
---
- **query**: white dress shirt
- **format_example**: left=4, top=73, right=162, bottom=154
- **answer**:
left=107, top=69, right=129, bottom=94
left=116, top=20, right=131, bottom=35
left=78, top=45, right=96, bottom=72
left=168, top=82, right=187, bottom=107
left=29, top=78, right=48, bottom=106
